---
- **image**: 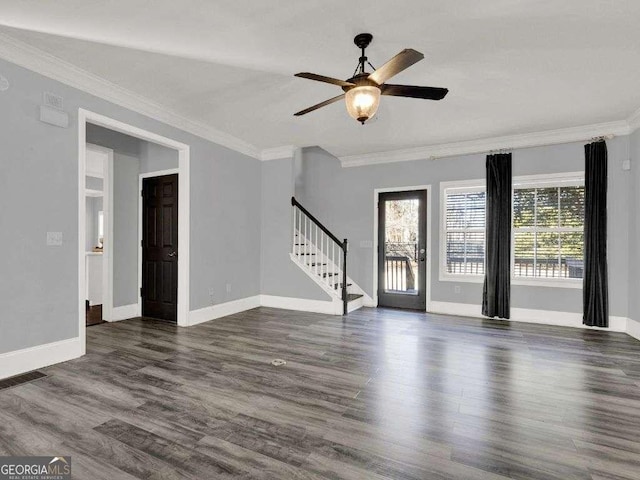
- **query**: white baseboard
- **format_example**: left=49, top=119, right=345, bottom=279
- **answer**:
left=428, top=301, right=628, bottom=332
left=108, top=303, right=140, bottom=322
left=627, top=318, right=640, bottom=341
left=188, top=295, right=261, bottom=326
left=260, top=294, right=341, bottom=315
left=0, top=337, right=83, bottom=380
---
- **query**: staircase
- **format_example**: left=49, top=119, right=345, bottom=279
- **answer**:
left=290, top=197, right=364, bottom=315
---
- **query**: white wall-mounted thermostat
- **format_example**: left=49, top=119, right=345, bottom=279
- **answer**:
left=0, top=74, right=9, bottom=92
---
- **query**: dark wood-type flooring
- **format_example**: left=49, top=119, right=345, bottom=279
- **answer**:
left=86, top=304, right=105, bottom=327
left=1, top=307, right=640, bottom=479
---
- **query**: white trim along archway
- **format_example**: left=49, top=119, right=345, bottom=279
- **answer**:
left=78, top=108, right=191, bottom=354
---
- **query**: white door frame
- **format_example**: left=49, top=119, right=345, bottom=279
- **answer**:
left=138, top=168, right=181, bottom=319
left=78, top=109, right=191, bottom=354
left=373, top=185, right=432, bottom=311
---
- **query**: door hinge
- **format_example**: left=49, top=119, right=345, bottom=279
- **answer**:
left=140, top=287, right=143, bottom=297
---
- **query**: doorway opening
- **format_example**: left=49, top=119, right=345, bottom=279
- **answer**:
left=78, top=109, right=190, bottom=354
left=374, top=187, right=431, bottom=310
left=84, top=143, right=112, bottom=326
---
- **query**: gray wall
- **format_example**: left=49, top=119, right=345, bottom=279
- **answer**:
left=629, top=129, right=640, bottom=322
left=260, top=157, right=331, bottom=301
left=111, top=153, right=139, bottom=307
left=295, top=138, right=632, bottom=317
left=0, top=57, right=261, bottom=354
left=140, top=141, right=178, bottom=174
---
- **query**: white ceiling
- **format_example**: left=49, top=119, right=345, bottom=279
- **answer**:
left=1, top=0, right=639, bottom=159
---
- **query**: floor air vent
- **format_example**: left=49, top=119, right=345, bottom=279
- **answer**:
left=0, top=371, right=47, bottom=391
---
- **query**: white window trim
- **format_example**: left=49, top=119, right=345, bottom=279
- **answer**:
left=439, top=179, right=486, bottom=283
left=511, top=171, right=584, bottom=288
left=439, top=172, right=585, bottom=288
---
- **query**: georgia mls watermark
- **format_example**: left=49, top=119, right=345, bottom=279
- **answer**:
left=0, top=456, right=71, bottom=480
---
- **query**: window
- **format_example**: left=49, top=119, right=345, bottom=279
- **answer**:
left=440, top=173, right=584, bottom=286
left=441, top=183, right=486, bottom=277
left=513, top=176, right=584, bottom=281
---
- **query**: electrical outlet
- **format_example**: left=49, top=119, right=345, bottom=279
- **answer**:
left=208, top=287, right=215, bottom=304
left=226, top=283, right=232, bottom=293
left=454, top=285, right=461, bottom=294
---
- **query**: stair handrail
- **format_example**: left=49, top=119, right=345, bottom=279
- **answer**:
left=291, top=197, right=349, bottom=315
left=291, top=197, right=345, bottom=251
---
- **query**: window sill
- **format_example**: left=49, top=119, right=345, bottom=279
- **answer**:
left=511, top=278, right=582, bottom=289
left=439, top=274, right=583, bottom=289
left=439, top=274, right=484, bottom=284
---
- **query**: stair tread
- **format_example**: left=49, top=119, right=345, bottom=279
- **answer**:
left=334, top=283, right=353, bottom=289
left=347, top=294, right=363, bottom=301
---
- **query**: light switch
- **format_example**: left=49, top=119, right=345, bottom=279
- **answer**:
left=47, top=232, right=63, bottom=246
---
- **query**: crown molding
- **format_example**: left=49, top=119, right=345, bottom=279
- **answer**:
left=0, top=32, right=263, bottom=159
left=339, top=120, right=634, bottom=167
left=260, top=145, right=296, bottom=161
left=627, top=106, right=640, bottom=133
left=2, top=31, right=639, bottom=166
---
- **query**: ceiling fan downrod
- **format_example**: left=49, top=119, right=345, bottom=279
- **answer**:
left=353, top=33, right=374, bottom=76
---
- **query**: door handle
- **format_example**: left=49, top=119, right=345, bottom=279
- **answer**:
left=168, top=251, right=177, bottom=258
left=419, top=248, right=426, bottom=262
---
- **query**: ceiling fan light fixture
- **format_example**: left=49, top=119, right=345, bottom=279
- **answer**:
left=345, top=85, right=380, bottom=124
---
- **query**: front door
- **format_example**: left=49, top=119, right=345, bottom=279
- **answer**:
left=142, top=174, right=178, bottom=322
left=378, top=190, right=427, bottom=310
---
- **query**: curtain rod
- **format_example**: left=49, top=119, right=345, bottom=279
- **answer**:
left=485, top=134, right=615, bottom=155
left=590, top=134, right=614, bottom=142
left=427, top=134, right=617, bottom=160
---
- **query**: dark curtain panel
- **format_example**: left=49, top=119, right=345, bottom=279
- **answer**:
left=583, top=141, right=609, bottom=327
left=482, top=153, right=512, bottom=319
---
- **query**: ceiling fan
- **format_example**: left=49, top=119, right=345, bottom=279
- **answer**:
left=294, top=33, right=448, bottom=124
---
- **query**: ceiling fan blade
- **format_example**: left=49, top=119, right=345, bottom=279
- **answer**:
left=294, top=94, right=345, bottom=116
left=381, top=84, right=449, bottom=100
left=368, top=49, right=424, bottom=85
left=295, top=72, right=355, bottom=87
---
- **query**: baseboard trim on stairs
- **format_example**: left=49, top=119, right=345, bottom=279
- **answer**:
left=188, top=296, right=261, bottom=326
left=0, top=337, right=82, bottom=380
left=628, top=318, right=640, bottom=341
left=108, top=303, right=140, bottom=322
left=428, top=301, right=628, bottom=332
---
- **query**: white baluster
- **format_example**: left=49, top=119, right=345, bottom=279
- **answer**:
left=332, top=242, right=335, bottom=290
left=315, top=224, right=318, bottom=276
left=297, top=209, right=301, bottom=259
left=292, top=206, right=296, bottom=256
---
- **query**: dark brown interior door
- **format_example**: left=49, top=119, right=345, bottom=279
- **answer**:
left=378, top=189, right=427, bottom=310
left=142, top=174, right=178, bottom=322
